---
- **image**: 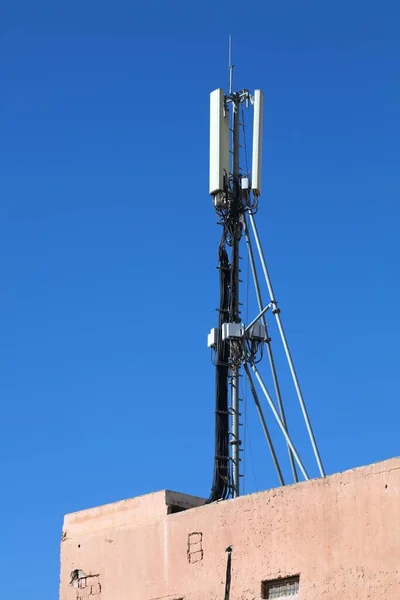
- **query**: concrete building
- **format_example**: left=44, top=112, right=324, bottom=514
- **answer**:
left=60, top=456, right=400, bottom=600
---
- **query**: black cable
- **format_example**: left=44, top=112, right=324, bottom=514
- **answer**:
left=208, top=170, right=259, bottom=502
left=208, top=239, right=232, bottom=502
left=224, top=546, right=233, bottom=600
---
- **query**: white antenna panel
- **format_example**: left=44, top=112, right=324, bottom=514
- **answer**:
left=209, top=88, right=230, bottom=196
left=251, top=89, right=263, bottom=196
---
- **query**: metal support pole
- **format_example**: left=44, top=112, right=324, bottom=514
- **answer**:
left=245, top=303, right=272, bottom=333
left=230, top=366, right=240, bottom=497
left=247, top=212, right=325, bottom=477
left=243, top=363, right=285, bottom=486
left=250, top=362, right=310, bottom=481
left=230, top=95, right=241, bottom=498
left=243, top=214, right=298, bottom=483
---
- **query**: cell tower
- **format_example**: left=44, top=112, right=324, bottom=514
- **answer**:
left=207, top=43, right=325, bottom=501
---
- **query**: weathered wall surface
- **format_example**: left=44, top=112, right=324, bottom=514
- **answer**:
left=60, top=457, right=400, bottom=600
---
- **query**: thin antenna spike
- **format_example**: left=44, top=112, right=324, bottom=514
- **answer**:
left=228, top=35, right=233, bottom=95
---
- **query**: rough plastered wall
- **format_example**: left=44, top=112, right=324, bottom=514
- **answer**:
left=60, top=457, right=400, bottom=600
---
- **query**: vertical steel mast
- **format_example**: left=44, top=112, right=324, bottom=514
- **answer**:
left=230, top=91, right=241, bottom=498
left=208, top=75, right=247, bottom=500
left=229, top=39, right=241, bottom=498
left=207, top=46, right=325, bottom=502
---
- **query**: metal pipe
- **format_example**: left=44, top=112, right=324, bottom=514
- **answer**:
left=230, top=95, right=241, bottom=498
left=243, top=363, right=285, bottom=486
left=243, top=214, right=298, bottom=483
left=250, top=362, right=310, bottom=481
left=244, top=303, right=271, bottom=333
left=247, top=212, right=325, bottom=478
left=230, top=366, right=240, bottom=498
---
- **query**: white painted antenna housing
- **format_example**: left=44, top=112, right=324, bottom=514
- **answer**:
left=209, top=89, right=230, bottom=196
left=251, top=89, right=263, bottom=196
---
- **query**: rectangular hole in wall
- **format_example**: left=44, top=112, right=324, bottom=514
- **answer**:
left=261, top=575, right=300, bottom=599
left=167, top=505, right=187, bottom=514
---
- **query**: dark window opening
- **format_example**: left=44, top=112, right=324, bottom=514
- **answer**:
left=261, top=575, right=300, bottom=599
left=167, top=504, right=187, bottom=514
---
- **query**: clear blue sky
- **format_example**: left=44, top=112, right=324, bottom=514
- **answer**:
left=1, top=0, right=399, bottom=597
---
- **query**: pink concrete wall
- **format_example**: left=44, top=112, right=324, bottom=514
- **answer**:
left=60, top=457, right=400, bottom=600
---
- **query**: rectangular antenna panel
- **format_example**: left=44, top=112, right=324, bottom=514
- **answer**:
left=209, top=88, right=230, bottom=196
left=251, top=89, right=264, bottom=196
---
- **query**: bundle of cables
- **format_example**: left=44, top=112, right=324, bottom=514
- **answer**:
left=208, top=239, right=232, bottom=502
left=207, top=176, right=260, bottom=502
